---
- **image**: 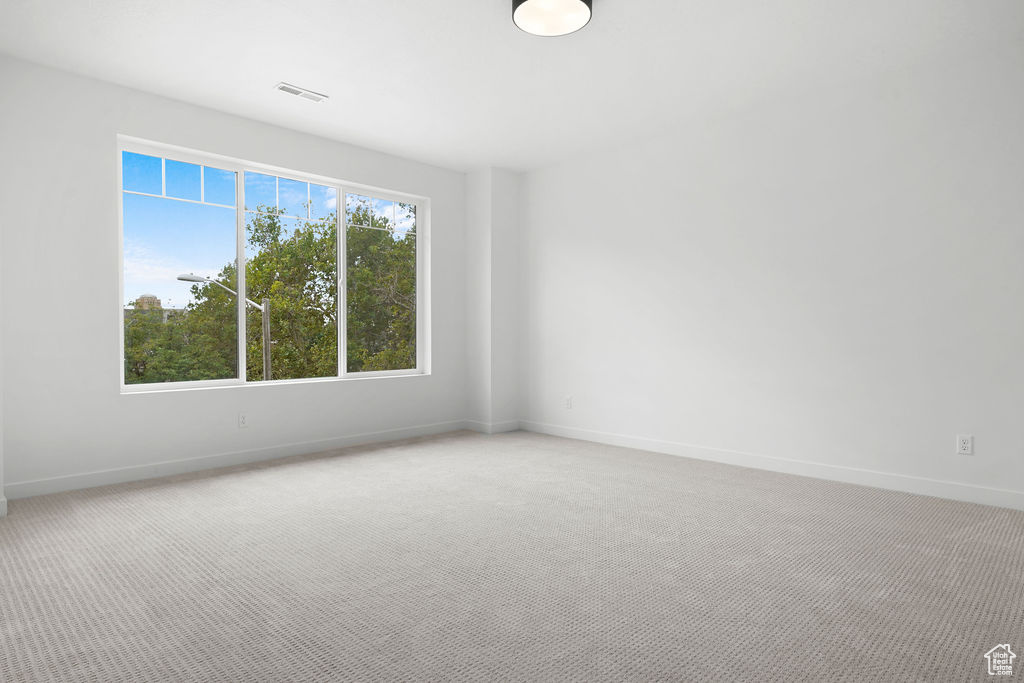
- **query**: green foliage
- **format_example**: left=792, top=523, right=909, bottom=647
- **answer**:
left=123, top=203, right=417, bottom=385
left=244, top=208, right=338, bottom=380
left=123, top=290, right=236, bottom=384
left=346, top=204, right=417, bottom=372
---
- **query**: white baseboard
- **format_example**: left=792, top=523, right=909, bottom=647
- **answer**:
left=520, top=420, right=1024, bottom=511
left=10, top=417, right=1019, bottom=513
left=465, top=420, right=521, bottom=435
left=4, top=419, right=471, bottom=501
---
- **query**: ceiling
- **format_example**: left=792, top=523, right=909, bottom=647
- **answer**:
left=1, top=1, right=1022, bottom=171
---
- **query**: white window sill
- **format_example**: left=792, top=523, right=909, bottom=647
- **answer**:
left=120, top=370, right=429, bottom=395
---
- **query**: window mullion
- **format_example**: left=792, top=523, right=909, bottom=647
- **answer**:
left=416, top=199, right=424, bottom=374
left=236, top=168, right=247, bottom=382
left=338, top=188, right=347, bottom=378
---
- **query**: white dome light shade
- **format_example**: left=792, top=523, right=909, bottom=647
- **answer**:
left=513, top=0, right=592, bottom=37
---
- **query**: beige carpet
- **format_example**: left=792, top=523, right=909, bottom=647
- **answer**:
left=1, top=431, right=1022, bottom=682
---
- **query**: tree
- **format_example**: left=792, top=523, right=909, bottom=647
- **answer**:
left=243, top=207, right=337, bottom=380
left=346, top=203, right=417, bottom=372
left=123, top=201, right=416, bottom=384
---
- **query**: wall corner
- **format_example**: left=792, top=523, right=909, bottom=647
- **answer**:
left=464, top=167, right=524, bottom=428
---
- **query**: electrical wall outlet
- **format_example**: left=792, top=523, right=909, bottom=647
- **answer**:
left=238, top=413, right=249, bottom=429
left=956, top=434, right=973, bottom=455
left=564, top=395, right=573, bottom=410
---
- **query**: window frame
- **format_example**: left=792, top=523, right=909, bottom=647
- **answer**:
left=117, top=136, right=430, bottom=394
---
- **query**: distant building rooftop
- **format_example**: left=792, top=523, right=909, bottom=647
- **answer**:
left=135, top=294, right=162, bottom=310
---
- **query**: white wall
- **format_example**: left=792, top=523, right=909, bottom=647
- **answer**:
left=464, top=168, right=522, bottom=432
left=4, top=45, right=1022, bottom=512
left=0, top=56, right=468, bottom=499
left=0, top=198, right=5, bottom=516
left=489, top=169, right=522, bottom=427
left=465, top=170, right=493, bottom=427
left=519, top=49, right=1024, bottom=509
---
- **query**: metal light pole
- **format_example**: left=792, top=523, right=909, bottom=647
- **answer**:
left=177, top=274, right=271, bottom=381
left=260, top=297, right=271, bottom=381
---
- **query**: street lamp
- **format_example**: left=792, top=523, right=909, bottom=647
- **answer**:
left=178, top=274, right=271, bottom=381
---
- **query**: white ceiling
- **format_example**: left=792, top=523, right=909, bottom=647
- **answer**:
left=1, top=1, right=1022, bottom=171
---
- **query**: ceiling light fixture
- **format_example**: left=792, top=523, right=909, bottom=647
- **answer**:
left=275, top=82, right=329, bottom=103
left=513, top=0, right=592, bottom=37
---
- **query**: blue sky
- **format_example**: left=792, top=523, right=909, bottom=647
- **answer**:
left=123, top=192, right=235, bottom=309
left=123, top=151, right=413, bottom=309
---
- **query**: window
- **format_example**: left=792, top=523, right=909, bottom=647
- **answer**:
left=120, top=139, right=427, bottom=390
left=243, top=172, right=339, bottom=382
left=345, top=194, right=417, bottom=373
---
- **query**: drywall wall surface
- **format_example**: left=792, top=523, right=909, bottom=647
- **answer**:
left=489, top=169, right=522, bottom=426
left=519, top=48, right=1024, bottom=505
left=463, top=168, right=521, bottom=431
left=0, top=203, right=5, bottom=516
left=0, top=55, right=468, bottom=495
left=464, top=169, right=493, bottom=426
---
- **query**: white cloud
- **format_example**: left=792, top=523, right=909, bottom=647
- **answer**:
left=123, top=242, right=223, bottom=308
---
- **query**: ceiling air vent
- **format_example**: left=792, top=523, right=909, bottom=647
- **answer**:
left=275, top=82, right=329, bottom=103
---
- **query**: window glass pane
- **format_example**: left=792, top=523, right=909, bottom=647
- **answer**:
left=347, top=219, right=416, bottom=373
left=204, top=166, right=236, bottom=206
left=371, top=198, right=395, bottom=228
left=245, top=172, right=276, bottom=212
left=278, top=177, right=308, bottom=218
left=395, top=202, right=416, bottom=239
left=345, top=193, right=372, bottom=226
left=122, top=151, right=162, bottom=195
left=165, top=160, right=201, bottom=201
left=123, top=149, right=422, bottom=388
left=122, top=166, right=238, bottom=385
left=245, top=195, right=338, bottom=382
left=309, top=184, right=337, bottom=220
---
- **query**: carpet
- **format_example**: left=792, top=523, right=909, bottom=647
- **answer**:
left=1, top=430, right=1022, bottom=681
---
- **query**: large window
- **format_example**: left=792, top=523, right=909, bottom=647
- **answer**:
left=120, top=139, right=426, bottom=390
